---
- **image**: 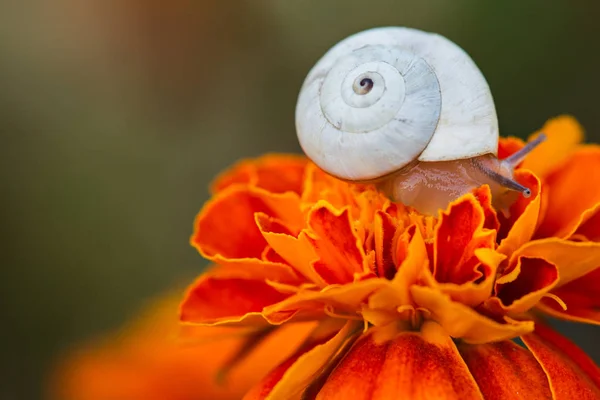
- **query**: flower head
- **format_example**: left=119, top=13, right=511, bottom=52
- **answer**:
left=181, top=116, right=600, bottom=398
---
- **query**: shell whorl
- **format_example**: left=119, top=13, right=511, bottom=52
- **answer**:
left=295, top=27, right=499, bottom=182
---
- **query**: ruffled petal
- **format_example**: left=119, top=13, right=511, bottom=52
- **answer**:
left=491, top=257, right=559, bottom=315
left=256, top=213, right=326, bottom=286
left=410, top=285, right=534, bottom=343
left=192, top=186, right=303, bottom=259
left=180, top=276, right=288, bottom=325
left=536, top=147, right=600, bottom=239
left=306, top=202, right=366, bottom=284
left=522, top=323, right=600, bottom=399
left=211, top=154, right=307, bottom=194
left=262, top=279, right=388, bottom=324
left=511, top=239, right=600, bottom=287
left=244, top=321, right=359, bottom=400
left=433, top=194, right=495, bottom=285
left=459, top=340, right=552, bottom=399
left=431, top=248, right=505, bottom=308
left=316, top=321, right=483, bottom=399
left=497, top=170, right=541, bottom=253
left=537, top=267, right=600, bottom=325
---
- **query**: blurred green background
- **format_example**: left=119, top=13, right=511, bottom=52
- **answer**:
left=1, top=1, right=599, bottom=398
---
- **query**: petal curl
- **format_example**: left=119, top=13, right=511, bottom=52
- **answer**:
left=306, top=202, right=366, bottom=284
left=522, top=323, right=600, bottom=399
left=497, top=170, right=541, bottom=253
left=536, top=147, right=600, bottom=239
left=410, top=286, right=534, bottom=343
left=192, top=186, right=303, bottom=259
left=434, top=194, right=495, bottom=285
left=263, top=279, right=388, bottom=324
left=511, top=239, right=600, bottom=287
left=256, top=213, right=325, bottom=286
left=537, top=266, right=600, bottom=325
left=492, top=257, right=559, bottom=315
left=316, top=321, right=483, bottom=399
left=459, top=340, right=552, bottom=400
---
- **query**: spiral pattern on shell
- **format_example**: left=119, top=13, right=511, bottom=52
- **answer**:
left=295, top=27, right=499, bottom=182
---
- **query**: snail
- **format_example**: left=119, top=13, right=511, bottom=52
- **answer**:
left=295, top=27, right=545, bottom=214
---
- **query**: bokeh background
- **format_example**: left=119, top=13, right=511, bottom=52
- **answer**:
left=2, top=1, right=600, bottom=398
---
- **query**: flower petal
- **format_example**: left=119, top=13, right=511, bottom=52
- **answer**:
left=522, top=323, right=600, bottom=399
left=244, top=321, right=359, bottom=400
left=192, top=186, right=303, bottom=259
left=497, top=170, right=541, bottom=254
left=255, top=213, right=326, bottom=286
left=434, top=194, right=496, bottom=285
left=574, top=204, right=600, bottom=241
left=411, top=285, right=534, bottom=343
left=206, top=256, right=302, bottom=283
left=306, top=202, right=366, bottom=284
left=537, top=266, right=600, bottom=325
left=458, top=340, right=552, bottom=400
left=511, top=238, right=600, bottom=287
left=520, top=115, right=585, bottom=178
left=433, top=248, right=506, bottom=307
left=211, top=154, right=307, bottom=194
left=368, top=226, right=427, bottom=311
left=262, top=279, right=388, bottom=324
left=180, top=276, right=288, bottom=325
left=316, top=321, right=483, bottom=399
left=374, top=210, right=398, bottom=280
left=536, top=147, right=600, bottom=239
left=493, top=257, right=559, bottom=315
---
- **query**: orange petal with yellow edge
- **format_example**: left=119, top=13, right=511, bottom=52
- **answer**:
left=244, top=321, right=359, bottom=400
left=497, top=170, right=541, bottom=253
left=511, top=238, right=600, bottom=287
left=206, top=256, right=301, bottom=284
left=520, top=115, right=585, bottom=179
left=494, top=257, right=559, bottom=315
left=368, top=226, right=426, bottom=311
left=192, top=186, right=303, bottom=259
left=211, top=154, right=307, bottom=195
left=522, top=323, right=600, bottom=399
left=180, top=277, right=288, bottom=325
left=433, top=194, right=495, bottom=285
left=537, top=266, right=600, bottom=325
left=458, top=340, right=552, bottom=400
left=306, top=202, right=366, bottom=284
left=536, top=147, right=600, bottom=239
left=256, top=214, right=326, bottom=286
left=472, top=185, right=500, bottom=231
left=262, top=279, right=388, bottom=324
left=316, top=321, right=483, bottom=400
left=410, top=285, right=534, bottom=343
left=433, top=248, right=505, bottom=307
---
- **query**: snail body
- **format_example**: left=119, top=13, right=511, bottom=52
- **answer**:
left=295, top=27, right=544, bottom=214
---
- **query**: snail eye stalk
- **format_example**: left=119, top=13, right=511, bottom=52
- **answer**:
left=473, top=133, right=547, bottom=198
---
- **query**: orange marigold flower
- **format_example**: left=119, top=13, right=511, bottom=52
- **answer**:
left=181, top=115, right=600, bottom=399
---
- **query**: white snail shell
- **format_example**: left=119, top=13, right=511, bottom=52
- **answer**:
left=295, top=27, right=499, bottom=182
